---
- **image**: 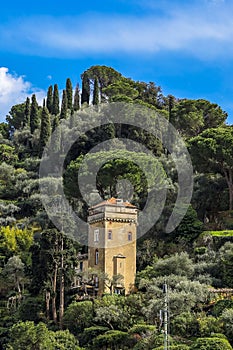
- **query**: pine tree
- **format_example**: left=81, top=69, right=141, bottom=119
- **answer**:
left=73, top=84, right=80, bottom=111
left=30, top=94, right=40, bottom=133
left=60, top=90, right=68, bottom=119
left=93, top=77, right=99, bottom=105
left=66, top=78, right=73, bottom=111
left=39, top=106, right=51, bottom=156
left=46, top=85, right=53, bottom=113
left=52, top=84, right=60, bottom=115
left=81, top=72, right=90, bottom=105
left=24, top=97, right=30, bottom=127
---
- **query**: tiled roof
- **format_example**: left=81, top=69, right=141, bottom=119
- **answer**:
left=91, top=197, right=136, bottom=209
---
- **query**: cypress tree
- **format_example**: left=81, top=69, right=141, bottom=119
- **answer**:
left=46, top=85, right=53, bottom=113
left=39, top=106, right=51, bottom=156
left=51, top=115, right=61, bottom=153
left=93, top=77, right=99, bottom=105
left=81, top=72, right=90, bottom=105
left=66, top=78, right=73, bottom=111
left=60, top=90, right=68, bottom=119
left=30, top=94, right=40, bottom=133
left=24, top=97, right=30, bottom=127
left=52, top=84, right=60, bottom=115
left=73, top=84, right=80, bottom=111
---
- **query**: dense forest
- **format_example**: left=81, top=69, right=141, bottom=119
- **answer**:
left=0, top=65, right=233, bottom=349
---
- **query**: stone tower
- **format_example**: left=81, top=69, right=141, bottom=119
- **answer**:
left=87, top=197, right=138, bottom=295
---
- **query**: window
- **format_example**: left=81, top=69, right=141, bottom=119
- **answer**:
left=79, top=261, right=83, bottom=272
left=95, top=249, right=99, bottom=265
left=116, top=198, right=123, bottom=204
left=108, top=230, right=112, bottom=240
left=128, top=232, right=132, bottom=241
left=94, top=229, right=99, bottom=242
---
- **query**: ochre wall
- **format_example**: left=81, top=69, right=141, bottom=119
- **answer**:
left=88, top=209, right=137, bottom=294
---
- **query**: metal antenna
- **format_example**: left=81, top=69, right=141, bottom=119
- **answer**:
left=163, top=283, right=169, bottom=350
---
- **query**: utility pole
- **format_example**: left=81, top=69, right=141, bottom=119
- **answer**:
left=163, top=283, right=169, bottom=350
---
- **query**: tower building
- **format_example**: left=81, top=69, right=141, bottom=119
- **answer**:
left=87, top=197, right=138, bottom=295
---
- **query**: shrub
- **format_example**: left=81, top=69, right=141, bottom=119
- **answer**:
left=190, top=337, right=232, bottom=350
left=93, top=330, right=131, bottom=349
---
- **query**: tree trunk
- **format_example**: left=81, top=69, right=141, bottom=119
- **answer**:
left=52, top=262, right=58, bottom=324
left=223, top=168, right=233, bottom=211
left=59, top=236, right=64, bottom=329
left=45, top=290, right=50, bottom=319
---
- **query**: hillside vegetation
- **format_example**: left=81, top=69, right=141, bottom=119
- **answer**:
left=0, top=65, right=233, bottom=349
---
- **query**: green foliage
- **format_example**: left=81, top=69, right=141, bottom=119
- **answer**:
left=171, top=312, right=199, bottom=338
left=171, top=99, right=227, bottom=138
left=46, top=85, right=53, bottom=114
left=189, top=126, right=233, bottom=210
left=17, top=296, right=45, bottom=322
left=173, top=206, right=203, bottom=244
left=190, top=337, right=232, bottom=350
left=24, top=97, right=30, bottom=127
left=0, top=65, right=233, bottom=349
left=92, top=330, right=130, bottom=350
left=154, top=346, right=190, bottom=350
left=52, top=329, right=81, bottom=350
left=197, top=314, right=223, bottom=337
left=66, top=78, right=73, bottom=111
left=93, top=76, right=99, bottom=105
left=64, top=150, right=167, bottom=209
left=63, top=301, right=94, bottom=335
left=80, top=326, right=110, bottom=347
left=0, top=144, right=18, bottom=164
left=73, top=84, right=80, bottom=111
left=39, top=106, right=51, bottom=156
left=219, top=242, right=233, bottom=287
left=30, top=94, right=40, bottom=134
left=81, top=72, right=90, bottom=105
left=212, top=299, right=233, bottom=317
left=60, top=89, right=68, bottom=119
left=221, top=308, right=233, bottom=343
left=0, top=122, right=9, bottom=138
left=6, top=103, right=26, bottom=133
left=7, top=321, right=82, bottom=350
left=52, top=84, right=60, bottom=115
left=0, top=226, right=33, bottom=263
left=204, top=230, right=233, bottom=236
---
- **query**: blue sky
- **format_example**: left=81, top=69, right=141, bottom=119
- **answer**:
left=1, top=0, right=233, bottom=123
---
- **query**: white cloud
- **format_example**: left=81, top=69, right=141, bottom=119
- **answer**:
left=0, top=2, right=233, bottom=61
left=0, top=67, right=45, bottom=121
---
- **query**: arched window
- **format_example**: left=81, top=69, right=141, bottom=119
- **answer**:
left=128, top=232, right=132, bottom=241
left=95, top=249, right=99, bottom=265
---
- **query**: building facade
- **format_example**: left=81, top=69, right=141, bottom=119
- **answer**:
left=87, top=197, right=138, bottom=295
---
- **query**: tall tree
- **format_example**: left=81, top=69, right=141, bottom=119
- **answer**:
left=66, top=78, right=73, bottom=111
left=189, top=126, right=233, bottom=210
left=81, top=72, right=90, bottom=105
left=46, top=85, right=53, bottom=114
left=60, top=90, right=68, bottom=119
left=39, top=106, right=51, bottom=156
left=93, top=77, right=99, bottom=105
left=30, top=230, right=77, bottom=325
left=6, top=103, right=26, bottom=133
left=82, top=65, right=122, bottom=101
left=30, top=94, right=40, bottom=133
left=23, top=97, right=30, bottom=127
left=52, top=84, right=60, bottom=115
left=73, top=84, right=80, bottom=111
left=51, top=115, right=61, bottom=153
